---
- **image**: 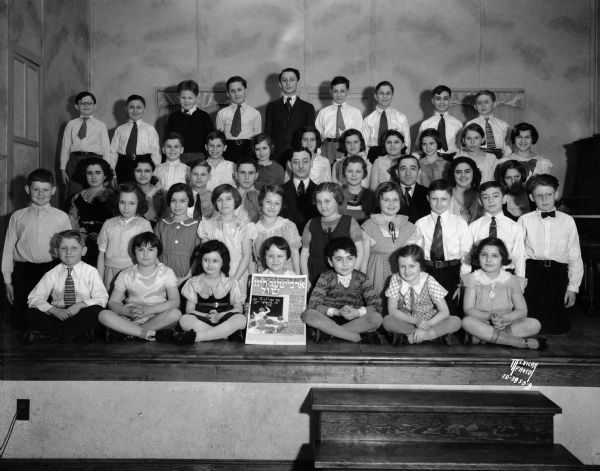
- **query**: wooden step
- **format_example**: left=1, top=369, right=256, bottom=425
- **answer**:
left=312, top=389, right=561, bottom=444
left=314, top=441, right=590, bottom=470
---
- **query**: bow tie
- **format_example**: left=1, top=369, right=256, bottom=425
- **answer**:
left=541, top=211, right=556, bottom=218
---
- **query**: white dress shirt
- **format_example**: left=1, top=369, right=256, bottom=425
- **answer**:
left=109, top=120, right=161, bottom=168
left=60, top=116, right=111, bottom=168
left=28, top=261, right=108, bottom=312
left=315, top=102, right=363, bottom=138
left=206, top=159, right=235, bottom=192
left=415, top=211, right=473, bottom=274
left=518, top=209, right=583, bottom=292
left=469, top=212, right=526, bottom=276
left=216, top=102, right=261, bottom=140
left=417, top=112, right=463, bottom=154
left=154, top=160, right=190, bottom=191
left=465, top=115, right=512, bottom=157
left=363, top=107, right=411, bottom=151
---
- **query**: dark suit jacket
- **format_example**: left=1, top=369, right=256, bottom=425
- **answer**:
left=265, top=97, right=316, bottom=163
left=399, top=183, right=430, bottom=223
left=281, top=180, right=319, bottom=233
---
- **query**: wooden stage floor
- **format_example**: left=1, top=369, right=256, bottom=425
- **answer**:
left=2, top=306, right=600, bottom=387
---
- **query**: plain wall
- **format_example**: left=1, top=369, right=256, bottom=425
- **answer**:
left=88, top=0, right=597, bottom=190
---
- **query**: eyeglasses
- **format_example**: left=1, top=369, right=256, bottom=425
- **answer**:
left=388, top=221, right=396, bottom=243
left=78, top=101, right=94, bottom=106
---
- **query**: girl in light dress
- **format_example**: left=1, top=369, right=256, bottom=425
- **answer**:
left=510, top=122, right=553, bottom=177
left=369, top=130, right=407, bottom=191
left=415, top=128, right=449, bottom=187
left=455, top=123, right=499, bottom=184
left=332, top=129, right=371, bottom=188
left=260, top=236, right=296, bottom=276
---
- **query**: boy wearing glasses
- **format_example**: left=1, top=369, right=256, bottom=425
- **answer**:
left=60, top=91, right=111, bottom=196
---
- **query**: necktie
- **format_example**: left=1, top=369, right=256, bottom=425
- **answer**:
left=437, top=114, right=448, bottom=151
left=378, top=110, right=388, bottom=145
left=335, top=104, right=345, bottom=138
left=230, top=104, right=242, bottom=137
left=409, top=287, right=416, bottom=315
left=430, top=216, right=445, bottom=262
left=404, top=187, right=412, bottom=207
left=541, top=211, right=556, bottom=219
left=125, top=121, right=138, bottom=157
left=78, top=118, right=88, bottom=140
left=64, top=267, right=76, bottom=307
left=297, top=180, right=305, bottom=197
left=489, top=216, right=497, bottom=238
left=285, top=97, right=292, bottom=119
left=484, top=118, right=496, bottom=149
left=193, top=193, right=202, bottom=220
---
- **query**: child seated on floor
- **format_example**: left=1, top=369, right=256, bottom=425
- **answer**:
left=98, top=232, right=183, bottom=342
left=179, top=240, right=247, bottom=342
left=462, top=237, right=548, bottom=350
left=301, top=237, right=382, bottom=344
left=383, top=244, right=460, bottom=346
left=260, top=236, right=296, bottom=276
left=24, top=230, right=108, bottom=344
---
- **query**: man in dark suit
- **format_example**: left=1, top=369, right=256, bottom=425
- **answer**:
left=281, top=148, right=319, bottom=233
left=265, top=68, right=316, bottom=165
left=389, top=155, right=430, bottom=223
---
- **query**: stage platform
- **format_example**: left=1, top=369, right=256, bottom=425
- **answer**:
left=2, top=307, right=600, bottom=387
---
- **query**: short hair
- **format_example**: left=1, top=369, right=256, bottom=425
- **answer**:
left=252, top=133, right=274, bottom=155
left=118, top=181, right=148, bottom=216
left=330, top=76, right=349, bottom=89
left=397, top=154, right=420, bottom=169
left=134, top=154, right=156, bottom=172
left=526, top=174, right=559, bottom=194
left=75, top=91, right=96, bottom=104
left=236, top=158, right=258, bottom=172
left=26, top=168, right=55, bottom=187
left=338, top=128, right=366, bottom=154
left=396, top=244, right=426, bottom=270
left=461, top=123, right=485, bottom=144
left=313, top=182, right=344, bottom=206
left=479, top=180, right=505, bottom=195
left=374, top=181, right=401, bottom=214
left=432, top=85, right=451, bottom=96
left=291, top=147, right=312, bottom=161
left=279, top=68, right=300, bottom=82
left=471, top=236, right=511, bottom=267
left=326, top=237, right=357, bottom=259
left=258, top=184, right=286, bottom=208
left=375, top=81, right=394, bottom=93
left=511, top=122, right=539, bottom=145
left=163, top=131, right=184, bottom=147
left=419, top=128, right=443, bottom=150
left=342, top=154, right=368, bottom=176
left=474, top=89, right=496, bottom=103
left=167, top=182, right=194, bottom=208
left=448, top=156, right=482, bottom=189
left=176, top=80, right=199, bottom=96
left=428, top=179, right=453, bottom=195
left=189, top=159, right=211, bottom=174
left=291, top=127, right=322, bottom=150
left=194, top=240, right=230, bottom=276
left=80, top=156, right=114, bottom=186
left=211, top=184, right=242, bottom=210
left=260, top=236, right=292, bottom=267
left=126, top=94, right=146, bottom=106
left=51, top=230, right=84, bottom=258
left=226, top=76, right=247, bottom=89
left=206, top=130, right=227, bottom=146
left=381, top=129, right=406, bottom=149
left=498, top=159, right=527, bottom=187
left=131, top=231, right=163, bottom=258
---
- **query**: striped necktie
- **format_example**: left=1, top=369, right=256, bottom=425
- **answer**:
left=489, top=216, right=497, bottom=238
left=64, top=267, right=76, bottom=307
left=484, top=118, right=496, bottom=149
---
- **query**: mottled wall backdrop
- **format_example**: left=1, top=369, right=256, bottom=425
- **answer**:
left=88, top=0, right=595, bottom=190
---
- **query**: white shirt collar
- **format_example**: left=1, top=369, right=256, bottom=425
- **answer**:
left=182, top=106, right=197, bottom=115
left=399, top=272, right=429, bottom=296
left=293, top=177, right=311, bottom=190
left=337, top=273, right=353, bottom=288
left=283, top=95, right=297, bottom=105
left=164, top=159, right=183, bottom=166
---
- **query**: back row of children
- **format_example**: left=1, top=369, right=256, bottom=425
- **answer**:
left=3, top=159, right=581, bottom=347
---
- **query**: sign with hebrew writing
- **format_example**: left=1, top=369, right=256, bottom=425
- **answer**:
left=245, top=274, right=308, bottom=345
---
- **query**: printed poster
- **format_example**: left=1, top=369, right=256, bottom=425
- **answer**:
left=245, top=274, right=308, bottom=345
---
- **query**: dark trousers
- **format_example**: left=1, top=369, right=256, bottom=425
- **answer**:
left=224, top=140, right=251, bottom=164
left=525, top=261, right=570, bottom=334
left=426, top=264, right=461, bottom=317
left=10, top=261, right=58, bottom=330
left=25, top=305, right=102, bottom=341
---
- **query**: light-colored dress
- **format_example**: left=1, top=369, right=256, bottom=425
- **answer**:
left=154, top=218, right=199, bottom=278
left=197, top=212, right=257, bottom=296
left=113, top=263, right=178, bottom=324
left=361, top=214, right=422, bottom=296
left=249, top=216, right=301, bottom=272
left=206, top=159, right=235, bottom=191
left=461, top=269, right=525, bottom=315
left=456, top=152, right=498, bottom=183
left=510, top=154, right=553, bottom=177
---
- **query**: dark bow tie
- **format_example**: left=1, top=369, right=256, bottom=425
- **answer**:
left=541, top=211, right=556, bottom=218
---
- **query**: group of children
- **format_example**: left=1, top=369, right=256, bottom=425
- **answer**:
left=1, top=70, right=583, bottom=351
